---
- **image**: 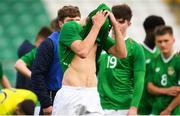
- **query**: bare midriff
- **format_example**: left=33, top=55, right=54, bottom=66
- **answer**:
left=62, top=44, right=98, bottom=87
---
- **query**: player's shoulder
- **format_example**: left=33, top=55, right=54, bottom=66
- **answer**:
left=127, top=37, right=141, bottom=46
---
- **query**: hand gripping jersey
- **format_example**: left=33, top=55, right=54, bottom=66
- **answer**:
left=58, top=3, right=114, bottom=72
left=80, top=3, right=112, bottom=44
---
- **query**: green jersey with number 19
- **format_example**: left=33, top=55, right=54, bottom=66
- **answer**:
left=98, top=37, right=145, bottom=110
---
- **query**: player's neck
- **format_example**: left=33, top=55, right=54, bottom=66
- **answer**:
left=162, top=49, right=174, bottom=59
left=144, top=34, right=155, bottom=50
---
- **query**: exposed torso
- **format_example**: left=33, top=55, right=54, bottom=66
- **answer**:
left=63, top=44, right=97, bottom=87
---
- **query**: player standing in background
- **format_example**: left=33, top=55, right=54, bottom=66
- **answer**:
left=138, top=15, right=165, bottom=115
left=14, top=27, right=52, bottom=80
left=97, top=4, right=145, bottom=115
left=15, top=27, right=52, bottom=90
left=31, top=5, right=81, bottom=115
left=147, top=25, right=180, bottom=115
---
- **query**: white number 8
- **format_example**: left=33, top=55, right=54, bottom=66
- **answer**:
left=161, top=74, right=167, bottom=86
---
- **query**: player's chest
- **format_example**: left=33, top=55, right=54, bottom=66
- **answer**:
left=153, top=62, right=178, bottom=87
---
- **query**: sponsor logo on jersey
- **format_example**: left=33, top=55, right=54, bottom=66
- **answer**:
left=146, top=59, right=151, bottom=64
left=155, top=67, right=160, bottom=72
left=63, top=62, right=68, bottom=66
left=168, top=66, right=174, bottom=76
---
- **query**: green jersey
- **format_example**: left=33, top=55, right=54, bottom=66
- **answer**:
left=142, top=43, right=160, bottom=67
left=98, top=37, right=145, bottom=110
left=138, top=44, right=160, bottom=114
left=58, top=21, right=115, bottom=72
left=21, top=48, right=36, bottom=67
left=0, top=62, right=3, bottom=80
left=148, top=51, right=180, bottom=115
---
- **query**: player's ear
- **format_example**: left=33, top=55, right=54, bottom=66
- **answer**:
left=173, top=37, right=175, bottom=43
left=58, top=20, right=63, bottom=28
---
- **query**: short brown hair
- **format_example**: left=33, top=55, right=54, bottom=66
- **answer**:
left=58, top=5, right=81, bottom=22
left=35, top=27, right=52, bottom=41
left=154, top=25, right=173, bottom=36
left=112, top=4, right=132, bottom=21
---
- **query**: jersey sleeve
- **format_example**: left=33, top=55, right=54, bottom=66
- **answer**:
left=103, top=36, right=115, bottom=52
left=60, top=21, right=83, bottom=47
left=133, top=43, right=146, bottom=71
left=131, top=70, right=145, bottom=108
left=21, top=48, right=36, bottom=67
left=131, top=43, right=146, bottom=107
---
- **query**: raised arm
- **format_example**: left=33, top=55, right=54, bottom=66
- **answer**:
left=71, top=11, right=110, bottom=58
left=108, top=13, right=127, bottom=58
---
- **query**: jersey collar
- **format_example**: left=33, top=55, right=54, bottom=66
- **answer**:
left=124, top=35, right=129, bottom=41
left=142, top=43, right=157, bottom=53
left=161, top=50, right=176, bottom=63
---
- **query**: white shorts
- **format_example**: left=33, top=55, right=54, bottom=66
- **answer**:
left=104, top=109, right=129, bottom=116
left=52, top=85, right=104, bottom=115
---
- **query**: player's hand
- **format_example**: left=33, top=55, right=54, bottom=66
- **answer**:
left=108, top=12, right=118, bottom=27
left=43, top=106, right=53, bottom=115
left=127, top=106, right=137, bottom=116
left=92, top=10, right=110, bottom=29
left=164, top=86, right=180, bottom=96
left=160, top=109, right=171, bottom=116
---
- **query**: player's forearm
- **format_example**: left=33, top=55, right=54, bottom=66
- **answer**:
left=15, top=59, right=31, bottom=79
left=147, top=82, right=166, bottom=95
left=1, top=75, right=11, bottom=88
left=109, top=25, right=127, bottom=59
left=72, top=24, right=100, bottom=58
left=164, top=93, right=180, bottom=113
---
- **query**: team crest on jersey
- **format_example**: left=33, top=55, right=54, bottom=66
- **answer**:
left=155, top=67, right=160, bottom=72
left=146, top=59, right=151, bottom=64
left=168, top=66, right=174, bottom=76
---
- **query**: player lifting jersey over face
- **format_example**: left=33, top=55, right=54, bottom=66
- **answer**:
left=52, top=3, right=127, bottom=115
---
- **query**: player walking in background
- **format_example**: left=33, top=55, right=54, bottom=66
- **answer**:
left=147, top=25, right=180, bottom=115
left=138, top=15, right=166, bottom=115
left=15, top=27, right=52, bottom=90
left=14, top=27, right=52, bottom=80
left=97, top=4, right=145, bottom=115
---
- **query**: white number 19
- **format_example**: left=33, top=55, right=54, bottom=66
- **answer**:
left=107, top=56, right=117, bottom=68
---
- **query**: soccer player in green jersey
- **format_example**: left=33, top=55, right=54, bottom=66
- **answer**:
left=0, top=62, right=11, bottom=88
left=147, top=25, right=180, bottom=115
left=97, top=4, right=145, bottom=115
left=14, top=27, right=52, bottom=79
left=52, top=4, right=127, bottom=115
left=138, top=15, right=165, bottom=115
